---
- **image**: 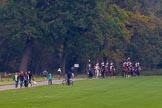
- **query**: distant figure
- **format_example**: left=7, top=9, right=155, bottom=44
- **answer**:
left=24, top=72, right=29, bottom=87
left=28, top=71, right=33, bottom=87
left=19, top=71, right=24, bottom=88
left=67, top=67, right=73, bottom=85
left=135, top=61, right=141, bottom=76
left=109, top=62, right=115, bottom=78
left=94, top=63, right=100, bottom=79
left=48, top=72, right=53, bottom=85
left=101, top=61, right=105, bottom=78
left=87, top=59, right=93, bottom=79
left=13, top=72, right=19, bottom=88
left=71, top=66, right=75, bottom=79
left=42, top=69, right=48, bottom=80
left=57, top=67, right=62, bottom=80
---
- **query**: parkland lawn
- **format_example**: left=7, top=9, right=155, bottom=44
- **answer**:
left=0, top=76, right=162, bottom=108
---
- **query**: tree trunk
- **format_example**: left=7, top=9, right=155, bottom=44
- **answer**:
left=19, top=37, right=32, bottom=72
left=61, top=54, right=67, bottom=76
left=4, top=53, right=10, bottom=71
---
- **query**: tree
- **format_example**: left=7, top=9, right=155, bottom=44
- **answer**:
left=0, top=0, right=46, bottom=72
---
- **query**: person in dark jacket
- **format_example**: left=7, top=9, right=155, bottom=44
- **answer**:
left=24, top=72, right=29, bottom=87
left=19, top=71, right=24, bottom=88
left=28, top=71, right=33, bottom=87
left=67, top=67, right=73, bottom=85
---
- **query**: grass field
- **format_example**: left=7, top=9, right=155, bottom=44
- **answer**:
left=0, top=76, right=162, bottom=108
left=0, top=77, right=46, bottom=86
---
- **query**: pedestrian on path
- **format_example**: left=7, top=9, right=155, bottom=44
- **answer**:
left=42, top=69, right=48, bottom=80
left=57, top=67, right=61, bottom=80
left=48, top=72, right=53, bottom=85
left=13, top=72, right=19, bottom=88
left=28, top=71, right=33, bottom=87
left=19, top=71, right=24, bottom=88
left=24, top=72, right=29, bottom=87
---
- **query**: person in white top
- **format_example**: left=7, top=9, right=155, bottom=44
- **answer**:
left=57, top=67, right=62, bottom=80
left=94, top=63, right=100, bottom=79
left=13, top=72, right=19, bottom=88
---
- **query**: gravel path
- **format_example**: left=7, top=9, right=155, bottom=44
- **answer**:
left=0, top=78, right=84, bottom=91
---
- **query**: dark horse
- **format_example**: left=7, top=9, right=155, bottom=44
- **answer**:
left=109, top=66, right=115, bottom=78
left=122, top=66, right=129, bottom=78
left=134, top=66, right=141, bottom=76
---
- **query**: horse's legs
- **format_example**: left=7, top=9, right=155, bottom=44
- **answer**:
left=96, top=70, right=99, bottom=79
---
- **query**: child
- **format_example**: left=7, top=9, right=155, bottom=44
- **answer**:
left=48, top=72, right=53, bottom=85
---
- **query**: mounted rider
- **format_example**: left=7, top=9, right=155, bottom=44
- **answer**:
left=105, top=61, right=109, bottom=77
left=100, top=60, right=105, bottom=78
left=94, top=61, right=100, bottom=78
left=135, top=61, right=141, bottom=76
left=87, top=59, right=93, bottom=79
left=109, top=62, right=115, bottom=77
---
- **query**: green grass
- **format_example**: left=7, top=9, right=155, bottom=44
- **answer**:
left=0, top=78, right=14, bottom=85
left=0, top=77, right=46, bottom=86
left=141, top=69, right=162, bottom=76
left=0, top=76, right=162, bottom=108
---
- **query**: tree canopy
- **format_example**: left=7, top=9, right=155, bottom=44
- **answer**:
left=0, top=0, right=162, bottom=74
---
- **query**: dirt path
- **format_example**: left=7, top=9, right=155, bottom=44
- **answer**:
left=0, top=78, right=84, bottom=91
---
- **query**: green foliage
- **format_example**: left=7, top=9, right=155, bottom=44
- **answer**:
left=0, top=0, right=162, bottom=72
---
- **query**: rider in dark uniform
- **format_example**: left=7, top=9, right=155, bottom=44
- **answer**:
left=87, top=59, right=93, bottom=79
left=101, top=61, right=105, bottom=78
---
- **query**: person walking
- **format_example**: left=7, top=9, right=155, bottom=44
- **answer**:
left=19, top=71, right=24, bottom=88
left=48, top=72, right=53, bottom=85
left=24, top=72, right=29, bottom=87
left=57, top=67, right=61, bottom=80
left=42, top=69, right=48, bottom=80
left=28, top=71, right=33, bottom=87
left=13, top=72, right=19, bottom=88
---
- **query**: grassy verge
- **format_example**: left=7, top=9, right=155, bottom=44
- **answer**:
left=0, top=76, right=46, bottom=86
left=0, top=76, right=162, bottom=108
left=141, top=69, right=162, bottom=76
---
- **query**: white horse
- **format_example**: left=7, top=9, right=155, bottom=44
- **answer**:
left=94, top=65, right=100, bottom=79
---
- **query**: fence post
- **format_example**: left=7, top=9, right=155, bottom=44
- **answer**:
left=0, top=74, right=2, bottom=81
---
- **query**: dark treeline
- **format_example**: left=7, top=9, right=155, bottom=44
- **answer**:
left=0, top=0, right=162, bottom=74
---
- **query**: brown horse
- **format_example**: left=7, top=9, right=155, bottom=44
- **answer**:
left=109, top=66, right=115, bottom=78
left=122, top=67, right=129, bottom=78
left=134, top=66, right=141, bottom=76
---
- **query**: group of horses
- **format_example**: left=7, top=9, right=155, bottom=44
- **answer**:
left=122, top=63, right=141, bottom=78
left=86, top=61, right=141, bottom=79
left=86, top=62, right=116, bottom=79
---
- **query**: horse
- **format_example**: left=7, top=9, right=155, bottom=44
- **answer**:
left=94, top=65, right=100, bottom=79
left=104, top=66, right=109, bottom=77
left=134, top=66, right=141, bottom=76
left=122, top=66, right=129, bottom=78
left=86, top=68, right=93, bottom=79
left=100, top=66, right=105, bottom=78
left=109, top=66, right=115, bottom=78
